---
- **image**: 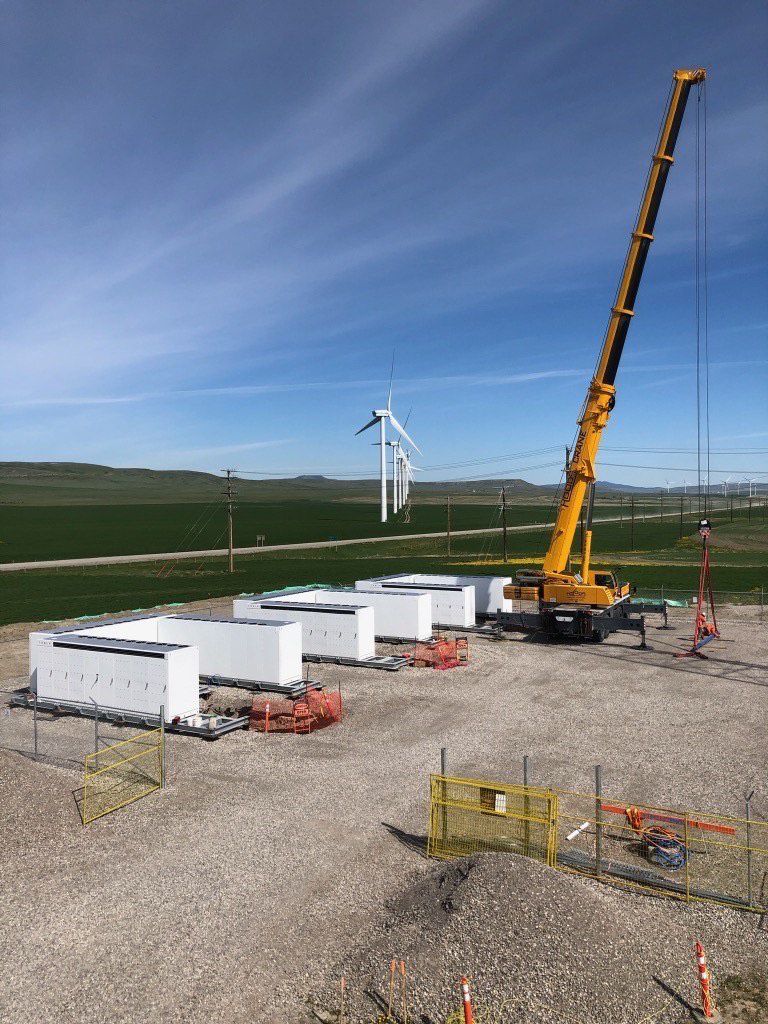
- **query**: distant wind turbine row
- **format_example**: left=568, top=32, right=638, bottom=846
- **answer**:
left=354, top=368, right=421, bottom=523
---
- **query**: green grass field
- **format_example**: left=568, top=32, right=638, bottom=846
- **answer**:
left=1, top=510, right=764, bottom=626
left=0, top=498, right=607, bottom=562
left=3, top=493, right=753, bottom=564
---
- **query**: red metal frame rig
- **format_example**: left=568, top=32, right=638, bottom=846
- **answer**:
left=675, top=519, right=721, bottom=659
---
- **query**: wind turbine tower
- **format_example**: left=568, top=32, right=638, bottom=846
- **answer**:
left=355, top=379, right=420, bottom=523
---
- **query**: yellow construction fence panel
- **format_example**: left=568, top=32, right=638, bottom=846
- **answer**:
left=83, top=727, right=163, bottom=825
left=428, top=774, right=558, bottom=867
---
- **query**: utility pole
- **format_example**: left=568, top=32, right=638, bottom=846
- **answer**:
left=446, top=495, right=452, bottom=557
left=630, top=495, right=635, bottom=551
left=729, top=495, right=734, bottom=522
left=619, top=493, right=623, bottom=527
left=659, top=488, right=664, bottom=524
left=223, top=469, right=236, bottom=573
left=679, top=495, right=684, bottom=539
left=501, top=487, right=508, bottom=563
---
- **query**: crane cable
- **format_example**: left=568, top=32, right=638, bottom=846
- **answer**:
left=695, top=78, right=711, bottom=515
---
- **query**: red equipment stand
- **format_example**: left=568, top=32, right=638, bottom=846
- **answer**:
left=676, top=519, right=720, bottom=659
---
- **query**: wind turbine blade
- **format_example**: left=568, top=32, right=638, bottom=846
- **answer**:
left=388, top=414, right=421, bottom=454
left=386, top=351, right=395, bottom=411
left=395, top=405, right=413, bottom=443
left=355, top=416, right=379, bottom=436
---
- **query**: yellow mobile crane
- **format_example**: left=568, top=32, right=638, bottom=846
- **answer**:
left=501, top=68, right=706, bottom=642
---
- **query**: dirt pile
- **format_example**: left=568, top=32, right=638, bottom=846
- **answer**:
left=312, top=853, right=765, bottom=1024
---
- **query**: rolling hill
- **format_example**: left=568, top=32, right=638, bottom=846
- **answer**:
left=0, top=461, right=662, bottom=505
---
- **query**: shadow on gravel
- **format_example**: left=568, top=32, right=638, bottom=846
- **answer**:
left=361, top=986, right=434, bottom=1024
left=72, top=785, right=85, bottom=823
left=652, top=976, right=695, bottom=1015
left=565, top=642, right=768, bottom=688
left=383, top=822, right=428, bottom=857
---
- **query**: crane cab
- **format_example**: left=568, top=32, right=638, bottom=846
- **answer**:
left=504, top=570, right=629, bottom=610
left=541, top=570, right=628, bottom=609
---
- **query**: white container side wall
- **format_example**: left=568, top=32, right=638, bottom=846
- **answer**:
left=74, top=617, right=165, bottom=642
left=30, top=635, right=199, bottom=722
left=407, top=574, right=513, bottom=615
left=235, top=600, right=376, bottom=659
left=277, top=622, right=304, bottom=681
left=355, top=580, right=475, bottom=628
left=165, top=646, right=201, bottom=720
left=312, top=589, right=432, bottom=640
left=158, top=616, right=302, bottom=685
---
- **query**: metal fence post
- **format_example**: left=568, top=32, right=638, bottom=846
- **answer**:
left=160, top=705, right=166, bottom=789
left=684, top=814, right=691, bottom=903
left=594, top=765, right=603, bottom=877
left=745, top=790, right=754, bottom=908
left=440, top=746, right=448, bottom=849
left=33, top=691, right=38, bottom=760
left=523, top=755, right=531, bottom=858
left=94, top=701, right=99, bottom=754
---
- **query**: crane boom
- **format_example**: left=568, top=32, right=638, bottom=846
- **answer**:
left=542, top=69, right=706, bottom=589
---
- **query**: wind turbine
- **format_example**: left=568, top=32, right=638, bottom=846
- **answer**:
left=355, top=374, right=420, bottom=523
left=393, top=407, right=414, bottom=515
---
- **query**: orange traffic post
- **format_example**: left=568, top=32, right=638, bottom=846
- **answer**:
left=693, top=942, right=720, bottom=1022
left=460, top=976, right=474, bottom=1024
left=264, top=702, right=270, bottom=735
left=387, top=959, right=396, bottom=1019
left=337, top=975, right=346, bottom=1024
left=399, top=960, right=408, bottom=1024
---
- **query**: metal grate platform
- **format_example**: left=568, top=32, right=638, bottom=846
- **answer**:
left=433, top=622, right=504, bottom=639
left=10, top=690, right=247, bottom=739
left=201, top=674, right=320, bottom=697
left=301, top=653, right=409, bottom=671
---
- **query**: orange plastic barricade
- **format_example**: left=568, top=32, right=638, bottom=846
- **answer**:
left=249, top=687, right=343, bottom=735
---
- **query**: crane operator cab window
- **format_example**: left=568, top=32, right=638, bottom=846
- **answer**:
left=593, top=571, right=617, bottom=590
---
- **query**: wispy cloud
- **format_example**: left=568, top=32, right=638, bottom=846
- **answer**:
left=0, top=367, right=583, bottom=409
left=2, top=3, right=766, bottom=484
left=153, top=439, right=291, bottom=461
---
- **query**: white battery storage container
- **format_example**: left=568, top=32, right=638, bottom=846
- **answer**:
left=29, top=632, right=199, bottom=722
left=355, top=578, right=475, bottom=628
left=377, top=573, right=513, bottom=616
left=234, top=597, right=376, bottom=659
left=241, top=587, right=432, bottom=641
left=75, top=614, right=165, bottom=643
left=158, top=615, right=302, bottom=685
left=312, top=588, right=431, bottom=640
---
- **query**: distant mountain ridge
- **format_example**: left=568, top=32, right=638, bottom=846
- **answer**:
left=0, top=460, right=663, bottom=505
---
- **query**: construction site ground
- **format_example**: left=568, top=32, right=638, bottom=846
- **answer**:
left=1, top=601, right=766, bottom=1024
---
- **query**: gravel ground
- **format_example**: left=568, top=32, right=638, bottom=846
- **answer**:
left=312, top=852, right=767, bottom=1023
left=0, top=601, right=765, bottom=1024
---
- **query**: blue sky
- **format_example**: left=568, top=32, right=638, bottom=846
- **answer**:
left=2, top=0, right=767, bottom=487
